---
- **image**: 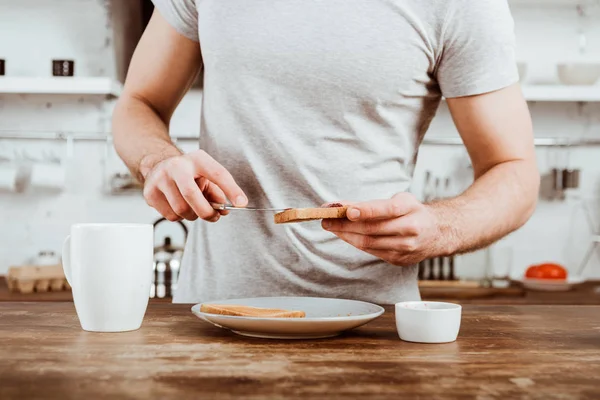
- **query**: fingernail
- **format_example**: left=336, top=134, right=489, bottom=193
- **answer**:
left=322, top=220, right=331, bottom=229
left=235, top=195, right=248, bottom=207
left=348, top=208, right=360, bottom=220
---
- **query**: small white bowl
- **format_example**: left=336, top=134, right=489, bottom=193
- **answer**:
left=395, top=301, right=462, bottom=344
left=557, top=63, right=600, bottom=86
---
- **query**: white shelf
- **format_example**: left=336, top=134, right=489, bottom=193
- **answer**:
left=522, top=85, right=600, bottom=102
left=0, top=78, right=596, bottom=102
left=0, top=77, right=122, bottom=97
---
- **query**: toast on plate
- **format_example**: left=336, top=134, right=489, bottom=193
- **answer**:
left=200, top=304, right=306, bottom=318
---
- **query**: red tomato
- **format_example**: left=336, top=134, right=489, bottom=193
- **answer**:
left=537, top=263, right=567, bottom=280
left=525, top=265, right=543, bottom=279
left=526, top=263, right=567, bottom=280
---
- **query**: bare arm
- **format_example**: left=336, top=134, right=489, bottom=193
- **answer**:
left=429, top=83, right=539, bottom=254
left=323, top=84, right=539, bottom=265
left=112, top=10, right=247, bottom=222
left=112, top=10, right=199, bottom=181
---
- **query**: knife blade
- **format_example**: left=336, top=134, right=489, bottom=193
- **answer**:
left=210, top=202, right=288, bottom=212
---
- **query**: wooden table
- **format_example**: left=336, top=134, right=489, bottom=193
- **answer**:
left=0, top=303, right=599, bottom=399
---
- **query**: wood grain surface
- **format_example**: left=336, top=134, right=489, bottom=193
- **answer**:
left=0, top=302, right=599, bottom=399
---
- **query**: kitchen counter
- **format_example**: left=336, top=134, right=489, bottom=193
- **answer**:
left=2, top=276, right=599, bottom=305
left=0, top=303, right=599, bottom=399
left=0, top=276, right=172, bottom=303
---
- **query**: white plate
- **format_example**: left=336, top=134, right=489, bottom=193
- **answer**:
left=191, top=297, right=385, bottom=339
left=520, top=276, right=585, bottom=292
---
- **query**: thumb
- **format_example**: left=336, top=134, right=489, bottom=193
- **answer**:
left=346, top=193, right=417, bottom=221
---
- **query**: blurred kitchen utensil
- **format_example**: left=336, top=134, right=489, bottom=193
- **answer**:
left=448, top=256, right=456, bottom=281
left=490, top=245, right=513, bottom=288
left=422, top=171, right=435, bottom=203
left=52, top=59, right=74, bottom=77
left=576, top=4, right=589, bottom=55
left=210, top=202, right=287, bottom=212
left=434, top=257, right=443, bottom=280
left=517, top=62, right=527, bottom=82
left=33, top=250, right=61, bottom=266
left=576, top=200, right=600, bottom=276
left=0, top=59, right=5, bottom=76
left=443, top=177, right=451, bottom=198
left=152, top=218, right=188, bottom=299
left=562, top=169, right=580, bottom=190
left=557, top=63, right=600, bottom=86
left=426, top=258, right=435, bottom=280
left=110, top=172, right=143, bottom=194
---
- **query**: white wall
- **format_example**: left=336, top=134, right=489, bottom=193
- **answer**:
left=0, top=0, right=599, bottom=282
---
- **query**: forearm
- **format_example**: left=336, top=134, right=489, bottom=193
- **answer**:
left=112, top=95, right=182, bottom=183
left=428, top=159, right=539, bottom=256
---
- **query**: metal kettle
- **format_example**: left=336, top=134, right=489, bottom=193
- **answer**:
left=151, top=218, right=188, bottom=299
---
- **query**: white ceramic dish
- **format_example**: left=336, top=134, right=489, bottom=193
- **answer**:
left=192, top=297, right=384, bottom=339
left=557, top=63, right=600, bottom=86
left=395, top=301, right=461, bottom=344
left=520, top=276, right=585, bottom=292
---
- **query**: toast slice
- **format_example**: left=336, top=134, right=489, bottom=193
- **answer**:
left=274, top=206, right=348, bottom=224
left=200, top=304, right=306, bottom=318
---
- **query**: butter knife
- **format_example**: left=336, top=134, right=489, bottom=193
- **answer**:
left=210, top=202, right=288, bottom=212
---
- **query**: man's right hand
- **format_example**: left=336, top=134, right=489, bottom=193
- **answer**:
left=141, top=149, right=248, bottom=222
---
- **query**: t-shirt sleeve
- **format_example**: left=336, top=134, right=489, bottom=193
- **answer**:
left=151, top=0, right=199, bottom=42
left=436, top=0, right=519, bottom=98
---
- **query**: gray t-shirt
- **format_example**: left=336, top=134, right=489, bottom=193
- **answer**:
left=151, top=0, right=519, bottom=304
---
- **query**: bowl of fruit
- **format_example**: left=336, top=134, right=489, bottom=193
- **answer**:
left=521, top=263, right=584, bottom=291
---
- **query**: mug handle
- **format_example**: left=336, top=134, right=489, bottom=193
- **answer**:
left=62, top=235, right=73, bottom=288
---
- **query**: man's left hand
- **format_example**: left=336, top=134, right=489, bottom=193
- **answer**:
left=322, top=193, right=444, bottom=266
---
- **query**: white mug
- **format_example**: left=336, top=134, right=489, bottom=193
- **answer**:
left=0, top=164, right=18, bottom=192
left=30, top=162, right=66, bottom=191
left=62, top=223, right=153, bottom=332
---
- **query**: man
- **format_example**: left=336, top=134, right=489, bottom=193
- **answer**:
left=113, top=0, right=539, bottom=304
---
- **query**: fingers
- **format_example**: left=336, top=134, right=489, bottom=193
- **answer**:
left=346, top=193, right=418, bottom=221
left=143, top=186, right=180, bottom=222
left=160, top=180, right=201, bottom=221
left=204, top=180, right=230, bottom=216
left=361, top=249, right=416, bottom=268
left=333, top=231, right=418, bottom=252
left=143, top=151, right=246, bottom=222
left=323, top=214, right=420, bottom=236
left=187, top=150, right=248, bottom=207
left=170, top=169, right=219, bottom=221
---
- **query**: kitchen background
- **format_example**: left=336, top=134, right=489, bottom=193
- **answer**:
left=0, top=0, right=599, bottom=287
